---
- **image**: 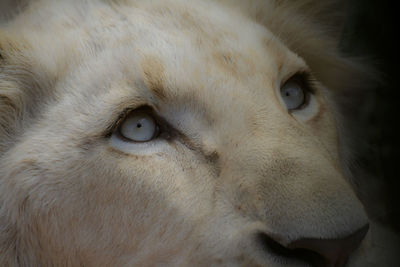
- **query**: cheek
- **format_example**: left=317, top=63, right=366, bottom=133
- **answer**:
left=28, top=149, right=207, bottom=258
left=100, top=145, right=217, bottom=220
left=291, top=92, right=340, bottom=162
left=307, top=106, right=340, bottom=161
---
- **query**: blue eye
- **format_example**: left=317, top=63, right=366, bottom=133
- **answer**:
left=119, top=111, right=158, bottom=142
left=280, top=80, right=306, bottom=110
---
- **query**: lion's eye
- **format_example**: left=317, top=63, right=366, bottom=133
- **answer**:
left=118, top=111, right=158, bottom=142
left=280, top=80, right=306, bottom=110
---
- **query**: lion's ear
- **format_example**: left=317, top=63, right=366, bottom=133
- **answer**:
left=0, top=30, right=25, bottom=64
left=0, top=32, right=7, bottom=62
left=0, top=31, right=8, bottom=65
left=0, top=30, right=31, bottom=153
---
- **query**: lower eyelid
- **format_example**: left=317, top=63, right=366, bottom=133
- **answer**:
left=109, top=132, right=169, bottom=155
left=290, top=94, right=320, bottom=121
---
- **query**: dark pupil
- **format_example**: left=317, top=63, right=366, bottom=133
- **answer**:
left=136, top=122, right=142, bottom=128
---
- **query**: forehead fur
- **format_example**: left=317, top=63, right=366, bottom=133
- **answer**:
left=1, top=0, right=373, bottom=89
left=0, top=0, right=373, bottom=154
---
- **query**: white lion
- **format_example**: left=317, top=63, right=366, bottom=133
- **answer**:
left=0, top=0, right=398, bottom=266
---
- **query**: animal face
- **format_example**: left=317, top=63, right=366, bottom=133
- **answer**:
left=0, top=0, right=398, bottom=266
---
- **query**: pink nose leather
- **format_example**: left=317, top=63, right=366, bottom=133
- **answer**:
left=287, top=224, right=369, bottom=267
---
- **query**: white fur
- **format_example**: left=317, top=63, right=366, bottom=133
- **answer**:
left=0, top=0, right=398, bottom=266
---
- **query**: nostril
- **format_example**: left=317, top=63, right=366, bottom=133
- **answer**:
left=258, top=232, right=326, bottom=266
left=287, top=224, right=369, bottom=267
left=257, top=224, right=369, bottom=267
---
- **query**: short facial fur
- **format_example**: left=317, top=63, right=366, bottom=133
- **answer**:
left=0, top=0, right=399, bottom=266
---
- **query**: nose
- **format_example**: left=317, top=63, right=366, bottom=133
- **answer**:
left=258, top=224, right=369, bottom=267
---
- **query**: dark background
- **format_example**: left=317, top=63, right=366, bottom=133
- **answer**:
left=342, top=0, right=399, bottom=232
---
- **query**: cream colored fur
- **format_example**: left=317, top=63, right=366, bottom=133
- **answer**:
left=0, top=0, right=398, bottom=266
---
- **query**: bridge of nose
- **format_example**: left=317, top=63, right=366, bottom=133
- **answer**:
left=216, top=136, right=369, bottom=244
left=174, top=52, right=370, bottom=244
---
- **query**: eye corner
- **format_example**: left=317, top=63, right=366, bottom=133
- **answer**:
left=103, top=106, right=136, bottom=138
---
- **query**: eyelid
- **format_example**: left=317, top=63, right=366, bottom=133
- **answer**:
left=282, top=71, right=316, bottom=95
left=104, top=107, right=135, bottom=138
